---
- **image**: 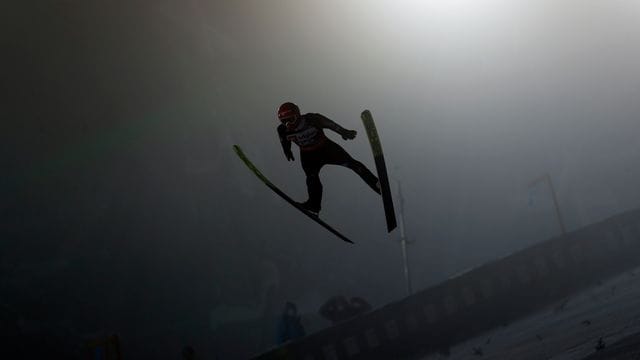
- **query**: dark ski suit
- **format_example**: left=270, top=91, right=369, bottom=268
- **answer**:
left=278, top=113, right=379, bottom=211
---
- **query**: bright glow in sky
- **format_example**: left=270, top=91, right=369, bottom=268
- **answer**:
left=359, top=0, right=517, bottom=56
left=374, top=0, right=506, bottom=28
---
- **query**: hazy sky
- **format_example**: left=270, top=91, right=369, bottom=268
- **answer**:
left=204, top=0, right=640, bottom=289
left=3, top=0, right=640, bottom=356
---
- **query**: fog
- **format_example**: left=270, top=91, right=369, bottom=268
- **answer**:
left=3, top=0, right=640, bottom=357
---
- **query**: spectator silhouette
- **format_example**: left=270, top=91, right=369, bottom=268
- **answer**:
left=276, top=302, right=305, bottom=345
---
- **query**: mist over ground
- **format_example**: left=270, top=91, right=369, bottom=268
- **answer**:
left=3, top=0, right=640, bottom=357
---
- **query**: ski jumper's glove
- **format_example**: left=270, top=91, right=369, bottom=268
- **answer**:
left=341, top=129, right=357, bottom=140
left=285, top=150, right=295, bottom=161
left=277, top=124, right=295, bottom=161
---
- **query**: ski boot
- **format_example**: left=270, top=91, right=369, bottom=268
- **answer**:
left=298, top=200, right=321, bottom=215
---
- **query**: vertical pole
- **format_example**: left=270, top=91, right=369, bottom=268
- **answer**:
left=397, top=181, right=412, bottom=295
left=529, top=173, right=567, bottom=237
left=545, top=174, right=567, bottom=236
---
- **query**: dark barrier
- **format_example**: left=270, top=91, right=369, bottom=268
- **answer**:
left=253, top=209, right=640, bottom=360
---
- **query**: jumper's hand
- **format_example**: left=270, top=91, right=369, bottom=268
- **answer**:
left=342, top=129, right=357, bottom=140
left=285, top=151, right=295, bottom=161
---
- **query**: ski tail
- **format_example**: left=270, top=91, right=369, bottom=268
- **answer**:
left=233, top=145, right=354, bottom=244
left=361, top=110, right=398, bottom=233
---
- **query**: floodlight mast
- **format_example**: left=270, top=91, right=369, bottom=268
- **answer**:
left=396, top=179, right=413, bottom=296
left=529, top=173, right=567, bottom=236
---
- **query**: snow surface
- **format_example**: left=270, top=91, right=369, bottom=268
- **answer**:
left=420, top=266, right=640, bottom=359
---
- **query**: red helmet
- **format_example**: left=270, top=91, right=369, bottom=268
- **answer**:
left=277, top=102, right=300, bottom=122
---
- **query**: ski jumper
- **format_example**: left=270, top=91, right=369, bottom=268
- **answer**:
left=278, top=113, right=380, bottom=211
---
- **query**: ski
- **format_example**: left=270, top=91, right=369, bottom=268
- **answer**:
left=361, top=110, right=398, bottom=233
left=233, top=145, right=354, bottom=244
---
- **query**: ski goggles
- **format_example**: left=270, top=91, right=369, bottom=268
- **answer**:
left=280, top=116, right=300, bottom=128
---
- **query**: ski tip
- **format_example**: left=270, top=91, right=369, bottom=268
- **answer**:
left=361, top=109, right=372, bottom=118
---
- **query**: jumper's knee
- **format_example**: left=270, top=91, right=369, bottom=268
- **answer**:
left=344, top=159, right=360, bottom=169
